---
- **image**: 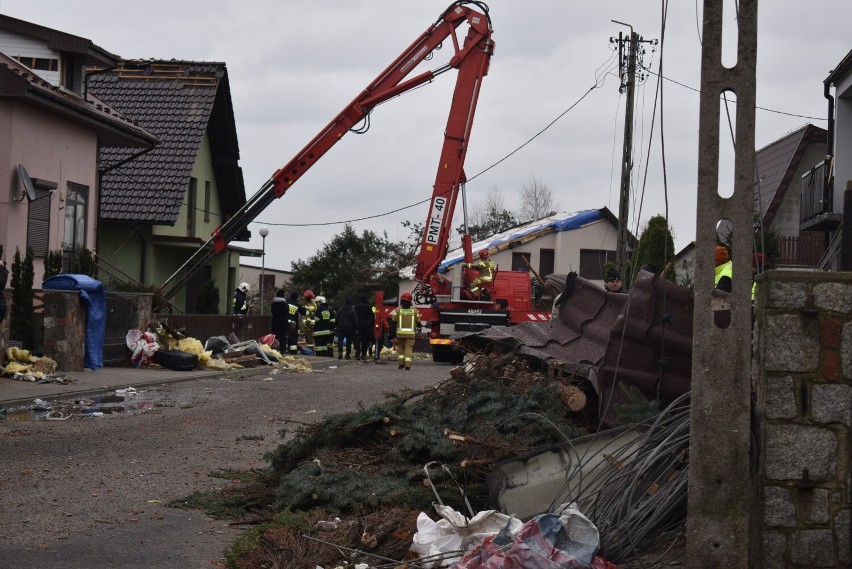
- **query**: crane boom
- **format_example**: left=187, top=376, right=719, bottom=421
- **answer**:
left=160, top=2, right=494, bottom=302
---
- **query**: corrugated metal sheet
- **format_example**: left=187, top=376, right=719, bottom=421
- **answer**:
left=457, top=270, right=693, bottom=427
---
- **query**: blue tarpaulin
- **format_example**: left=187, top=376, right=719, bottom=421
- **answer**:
left=43, top=274, right=106, bottom=370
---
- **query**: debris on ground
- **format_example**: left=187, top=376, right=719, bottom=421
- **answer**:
left=124, top=321, right=308, bottom=372
left=1, top=347, right=58, bottom=380
left=199, top=349, right=688, bottom=568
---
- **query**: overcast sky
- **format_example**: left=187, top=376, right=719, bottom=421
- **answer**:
left=2, top=1, right=847, bottom=273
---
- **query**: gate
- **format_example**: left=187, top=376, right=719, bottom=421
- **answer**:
left=104, top=292, right=136, bottom=365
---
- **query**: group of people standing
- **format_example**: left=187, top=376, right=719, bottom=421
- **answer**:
left=268, top=289, right=377, bottom=360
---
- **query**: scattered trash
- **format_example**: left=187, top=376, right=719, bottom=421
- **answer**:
left=328, top=366, right=337, bottom=369
left=452, top=504, right=605, bottom=569
left=410, top=504, right=523, bottom=567
left=115, top=387, right=137, bottom=396
left=29, top=399, right=51, bottom=411
left=315, top=517, right=341, bottom=531
left=45, top=411, right=71, bottom=421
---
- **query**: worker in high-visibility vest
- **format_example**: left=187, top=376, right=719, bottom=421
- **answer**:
left=464, top=249, right=495, bottom=298
left=389, top=291, right=421, bottom=370
left=714, top=245, right=732, bottom=293
left=302, top=290, right=318, bottom=352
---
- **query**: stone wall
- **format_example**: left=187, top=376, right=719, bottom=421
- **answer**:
left=754, top=271, right=851, bottom=568
left=42, top=290, right=86, bottom=371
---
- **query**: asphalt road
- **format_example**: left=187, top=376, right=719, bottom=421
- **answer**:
left=0, top=357, right=449, bottom=569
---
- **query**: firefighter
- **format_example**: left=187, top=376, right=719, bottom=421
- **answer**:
left=302, top=290, right=318, bottom=352
left=286, top=292, right=306, bottom=354
left=390, top=291, right=421, bottom=370
left=233, top=282, right=250, bottom=315
left=464, top=249, right=495, bottom=298
left=312, top=296, right=336, bottom=357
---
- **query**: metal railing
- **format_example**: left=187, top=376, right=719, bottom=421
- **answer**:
left=800, top=161, right=831, bottom=223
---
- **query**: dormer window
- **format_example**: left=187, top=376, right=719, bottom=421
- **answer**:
left=14, top=55, right=58, bottom=72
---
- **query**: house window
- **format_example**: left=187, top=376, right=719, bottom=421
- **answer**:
left=579, top=249, right=616, bottom=280
left=511, top=252, right=530, bottom=271
left=204, top=181, right=211, bottom=222
left=187, top=177, right=197, bottom=235
left=27, top=187, right=53, bottom=257
left=14, top=56, right=59, bottom=71
left=539, top=249, right=554, bottom=278
left=63, top=182, right=88, bottom=252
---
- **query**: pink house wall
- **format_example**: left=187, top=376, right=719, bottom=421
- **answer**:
left=0, top=100, right=99, bottom=283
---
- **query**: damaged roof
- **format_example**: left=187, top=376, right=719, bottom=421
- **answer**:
left=87, top=60, right=245, bottom=224
left=439, top=208, right=621, bottom=271
left=457, top=270, right=693, bottom=428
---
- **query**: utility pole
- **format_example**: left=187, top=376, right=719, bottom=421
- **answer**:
left=611, top=24, right=655, bottom=276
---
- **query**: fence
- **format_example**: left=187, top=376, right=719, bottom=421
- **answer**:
left=777, top=234, right=824, bottom=266
left=150, top=314, right=271, bottom=345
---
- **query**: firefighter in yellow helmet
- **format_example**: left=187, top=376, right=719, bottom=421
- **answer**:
left=302, top=290, right=318, bottom=352
left=389, top=291, right=421, bottom=370
left=464, top=249, right=495, bottom=298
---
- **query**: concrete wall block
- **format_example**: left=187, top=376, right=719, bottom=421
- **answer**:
left=764, top=314, right=821, bottom=372
left=766, top=376, right=797, bottom=419
left=802, top=488, right=830, bottom=524
left=767, top=281, right=808, bottom=310
left=765, top=425, right=837, bottom=481
left=790, top=529, right=835, bottom=566
left=837, top=508, right=850, bottom=563
left=764, top=486, right=797, bottom=526
left=812, top=383, right=852, bottom=426
left=760, top=530, right=787, bottom=569
left=814, top=282, right=852, bottom=313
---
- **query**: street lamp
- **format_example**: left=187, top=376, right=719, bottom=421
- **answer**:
left=259, top=227, right=269, bottom=315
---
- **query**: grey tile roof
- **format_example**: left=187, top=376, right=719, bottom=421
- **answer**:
left=88, top=60, right=242, bottom=224
left=755, top=124, right=826, bottom=227
left=457, top=270, right=693, bottom=428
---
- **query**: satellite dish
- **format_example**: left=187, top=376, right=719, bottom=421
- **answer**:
left=15, top=164, right=37, bottom=202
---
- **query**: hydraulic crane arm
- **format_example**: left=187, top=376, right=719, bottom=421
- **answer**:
left=160, top=2, right=494, bottom=302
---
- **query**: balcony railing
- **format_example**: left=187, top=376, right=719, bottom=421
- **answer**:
left=800, top=160, right=841, bottom=232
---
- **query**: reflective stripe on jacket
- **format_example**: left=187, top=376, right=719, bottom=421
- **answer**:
left=393, top=307, right=420, bottom=338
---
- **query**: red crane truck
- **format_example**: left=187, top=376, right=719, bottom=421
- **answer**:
left=158, top=1, right=550, bottom=362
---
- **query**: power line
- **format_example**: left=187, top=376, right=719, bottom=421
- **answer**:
left=254, top=65, right=823, bottom=230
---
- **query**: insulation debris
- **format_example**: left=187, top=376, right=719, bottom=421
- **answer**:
left=2, top=347, right=58, bottom=379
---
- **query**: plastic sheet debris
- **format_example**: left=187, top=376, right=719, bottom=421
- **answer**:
left=410, top=505, right=523, bottom=567
left=315, top=517, right=341, bottom=531
left=126, top=330, right=159, bottom=367
left=29, top=399, right=52, bottom=411
left=115, top=387, right=137, bottom=396
left=453, top=504, right=607, bottom=569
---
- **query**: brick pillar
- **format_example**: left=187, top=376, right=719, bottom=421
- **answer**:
left=42, top=291, right=86, bottom=372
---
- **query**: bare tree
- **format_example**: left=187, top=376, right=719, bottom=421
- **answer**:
left=457, top=188, right=518, bottom=241
left=518, top=175, right=557, bottom=222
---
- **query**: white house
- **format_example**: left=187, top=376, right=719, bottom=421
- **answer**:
left=398, top=207, right=629, bottom=299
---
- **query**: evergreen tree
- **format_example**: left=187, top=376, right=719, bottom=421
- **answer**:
left=43, top=249, right=63, bottom=279
left=10, top=248, right=35, bottom=348
left=632, top=215, right=676, bottom=284
left=290, top=224, right=402, bottom=308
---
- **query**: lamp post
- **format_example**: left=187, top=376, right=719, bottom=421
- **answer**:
left=259, top=227, right=269, bottom=315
